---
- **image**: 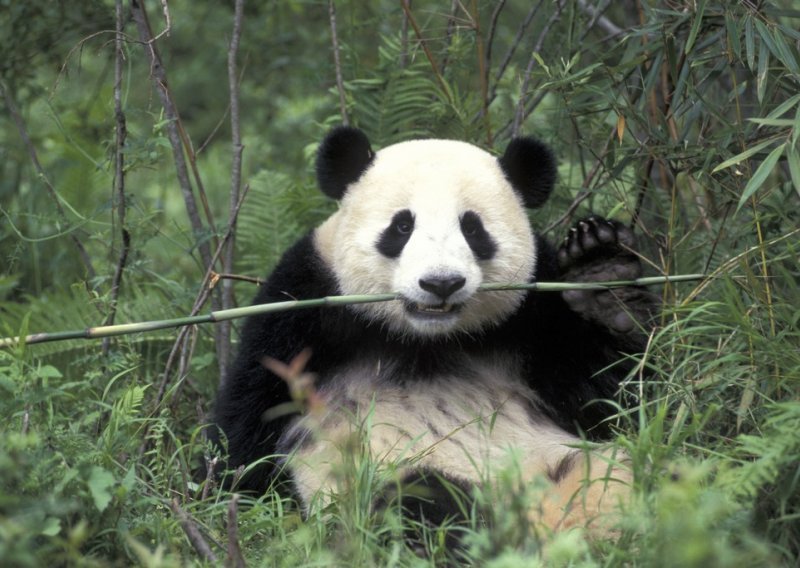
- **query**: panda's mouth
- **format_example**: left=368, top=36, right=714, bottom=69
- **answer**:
left=403, top=300, right=463, bottom=319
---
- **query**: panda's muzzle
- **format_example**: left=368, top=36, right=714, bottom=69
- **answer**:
left=404, top=275, right=467, bottom=318
left=418, top=275, right=466, bottom=300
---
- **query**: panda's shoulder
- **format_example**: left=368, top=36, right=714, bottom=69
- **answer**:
left=254, top=231, right=339, bottom=305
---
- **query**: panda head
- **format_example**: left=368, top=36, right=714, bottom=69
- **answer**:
left=314, top=126, right=556, bottom=338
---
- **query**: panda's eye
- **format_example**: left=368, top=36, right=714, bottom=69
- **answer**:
left=395, top=220, right=413, bottom=235
left=462, top=223, right=478, bottom=237
left=460, top=210, right=497, bottom=260
left=377, top=209, right=415, bottom=258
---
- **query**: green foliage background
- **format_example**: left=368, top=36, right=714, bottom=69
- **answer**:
left=1, top=0, right=799, bottom=565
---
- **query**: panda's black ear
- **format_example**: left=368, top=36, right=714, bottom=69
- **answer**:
left=315, top=126, right=375, bottom=200
left=499, top=137, right=556, bottom=209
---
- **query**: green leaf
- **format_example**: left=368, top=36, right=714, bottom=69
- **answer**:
left=685, top=0, right=707, bottom=55
left=37, top=365, right=63, bottom=379
left=755, top=19, right=800, bottom=74
left=762, top=93, right=800, bottom=120
left=41, top=517, right=61, bottom=537
left=712, top=137, right=780, bottom=173
left=724, top=11, right=741, bottom=60
left=787, top=144, right=800, bottom=200
left=757, top=37, right=770, bottom=104
left=88, top=466, right=116, bottom=512
left=736, top=143, right=785, bottom=211
left=745, top=17, right=755, bottom=70
left=748, top=118, right=794, bottom=127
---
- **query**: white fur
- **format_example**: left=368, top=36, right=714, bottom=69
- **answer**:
left=282, top=357, right=580, bottom=512
left=314, top=139, right=536, bottom=337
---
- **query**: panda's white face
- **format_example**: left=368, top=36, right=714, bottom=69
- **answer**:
left=315, top=139, right=536, bottom=337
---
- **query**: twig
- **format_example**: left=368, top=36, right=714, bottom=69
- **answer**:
left=129, top=0, right=215, bottom=275
left=170, top=498, right=218, bottom=563
left=488, top=1, right=543, bottom=107
left=469, top=0, right=493, bottom=145
left=401, top=0, right=452, bottom=104
left=201, top=457, right=218, bottom=501
left=0, top=274, right=707, bottom=348
left=512, top=0, right=566, bottom=137
left=439, top=0, right=459, bottom=77
left=226, top=495, right=246, bottom=568
left=0, top=81, right=96, bottom=281
left=328, top=0, right=349, bottom=126
left=220, top=0, right=246, bottom=385
left=484, top=0, right=506, bottom=78
left=576, top=0, right=623, bottom=38
left=130, top=0, right=227, bottom=378
left=211, top=272, right=266, bottom=287
left=103, top=0, right=131, bottom=356
left=157, top=183, right=252, bottom=406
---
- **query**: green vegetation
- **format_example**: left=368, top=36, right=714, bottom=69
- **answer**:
left=1, top=0, right=798, bottom=565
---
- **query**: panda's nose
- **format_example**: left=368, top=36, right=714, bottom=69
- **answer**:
left=418, top=275, right=466, bottom=300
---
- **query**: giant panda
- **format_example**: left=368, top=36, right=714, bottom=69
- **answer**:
left=212, top=126, right=658, bottom=539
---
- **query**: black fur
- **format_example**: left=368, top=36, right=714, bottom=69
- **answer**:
left=377, top=209, right=415, bottom=258
left=315, top=126, right=375, bottom=199
left=460, top=211, right=497, bottom=260
left=498, top=137, right=556, bottom=209
left=375, top=468, right=476, bottom=552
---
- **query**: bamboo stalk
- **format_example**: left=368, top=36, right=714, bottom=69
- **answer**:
left=0, top=274, right=705, bottom=348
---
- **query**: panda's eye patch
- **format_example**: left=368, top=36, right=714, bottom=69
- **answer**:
left=460, top=210, right=497, bottom=260
left=377, top=209, right=415, bottom=258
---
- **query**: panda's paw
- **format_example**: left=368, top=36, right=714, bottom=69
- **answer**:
left=557, top=216, right=657, bottom=335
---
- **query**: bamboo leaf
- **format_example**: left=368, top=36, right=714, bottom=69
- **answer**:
left=757, top=36, right=770, bottom=104
left=762, top=93, right=800, bottom=120
left=787, top=144, right=800, bottom=200
left=757, top=20, right=800, bottom=74
left=685, top=0, right=708, bottom=55
left=745, top=17, right=755, bottom=70
left=712, top=137, right=780, bottom=173
left=724, top=11, right=740, bottom=61
left=736, top=143, right=785, bottom=211
left=748, top=118, right=795, bottom=128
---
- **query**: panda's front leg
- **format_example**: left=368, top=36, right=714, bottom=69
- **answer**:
left=557, top=216, right=659, bottom=341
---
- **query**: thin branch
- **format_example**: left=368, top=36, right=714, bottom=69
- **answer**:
left=512, top=0, right=566, bottom=137
left=156, top=183, right=251, bottom=408
left=1, top=274, right=708, bottom=348
left=212, top=272, right=266, bottom=286
left=401, top=0, right=452, bottom=104
left=227, top=495, right=246, bottom=568
left=328, top=0, right=349, bottom=126
left=469, top=0, right=493, bottom=145
left=487, top=1, right=543, bottom=108
left=103, top=0, right=132, bottom=356
left=576, top=0, right=623, bottom=38
left=220, top=0, right=246, bottom=385
left=201, top=457, right=218, bottom=501
left=170, top=498, right=218, bottom=563
left=0, top=81, right=96, bottom=281
left=439, top=0, right=459, bottom=77
left=129, top=0, right=215, bottom=274
left=484, top=0, right=506, bottom=76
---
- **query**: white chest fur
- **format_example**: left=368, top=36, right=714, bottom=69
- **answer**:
left=279, top=357, right=582, bottom=511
